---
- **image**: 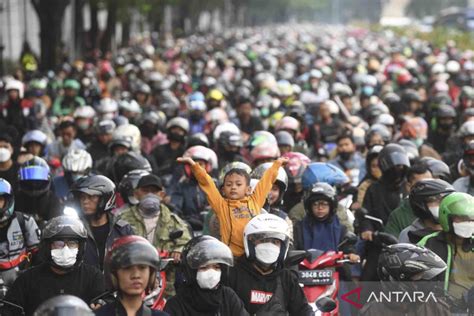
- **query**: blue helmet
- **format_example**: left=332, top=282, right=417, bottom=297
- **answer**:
left=0, top=178, right=14, bottom=223
left=189, top=91, right=205, bottom=103
left=302, top=163, right=349, bottom=190
left=18, top=156, right=51, bottom=197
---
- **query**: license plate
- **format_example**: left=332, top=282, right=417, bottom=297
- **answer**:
left=298, top=269, right=333, bottom=285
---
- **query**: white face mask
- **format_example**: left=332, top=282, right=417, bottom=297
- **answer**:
left=255, top=242, right=281, bottom=265
left=51, top=246, right=78, bottom=268
left=0, top=148, right=12, bottom=163
left=196, top=268, right=221, bottom=290
left=452, top=221, right=474, bottom=239
left=428, top=206, right=439, bottom=220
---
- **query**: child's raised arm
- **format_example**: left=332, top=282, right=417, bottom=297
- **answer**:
left=176, top=157, right=224, bottom=215
left=252, top=157, right=289, bottom=207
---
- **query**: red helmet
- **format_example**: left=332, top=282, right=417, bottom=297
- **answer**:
left=282, top=152, right=311, bottom=185
left=183, top=145, right=218, bottom=177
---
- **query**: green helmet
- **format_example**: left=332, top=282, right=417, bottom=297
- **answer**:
left=438, top=192, right=474, bottom=232
left=63, top=79, right=80, bottom=91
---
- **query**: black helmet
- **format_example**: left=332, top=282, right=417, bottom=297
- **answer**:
left=420, top=157, right=451, bottom=182
left=70, top=175, right=116, bottom=215
left=107, top=235, right=160, bottom=291
left=378, top=143, right=410, bottom=172
left=109, top=152, right=152, bottom=184
left=118, top=169, right=150, bottom=205
left=401, top=89, right=421, bottom=103
left=398, top=139, right=419, bottom=164
left=187, top=133, right=210, bottom=148
left=409, top=179, right=455, bottom=220
left=365, top=124, right=391, bottom=145
left=33, top=295, right=93, bottom=316
left=436, top=104, right=457, bottom=119
left=382, top=92, right=401, bottom=110
left=18, top=156, right=51, bottom=197
left=378, top=243, right=446, bottom=281
left=181, top=235, right=233, bottom=283
left=41, top=216, right=88, bottom=270
left=275, top=131, right=295, bottom=148
left=218, top=131, right=243, bottom=149
left=303, top=183, right=337, bottom=216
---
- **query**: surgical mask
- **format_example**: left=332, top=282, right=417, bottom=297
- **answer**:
left=196, top=269, right=221, bottom=290
left=428, top=206, right=439, bottom=219
left=452, top=221, right=474, bottom=239
left=255, top=242, right=281, bottom=265
left=51, top=246, right=78, bottom=268
left=77, top=121, right=90, bottom=131
left=0, top=148, right=12, bottom=162
left=414, top=138, right=424, bottom=148
left=138, top=194, right=161, bottom=218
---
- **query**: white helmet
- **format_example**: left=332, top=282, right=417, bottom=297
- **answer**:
left=213, top=122, right=240, bottom=142
left=119, top=99, right=142, bottom=114
left=22, top=130, right=48, bottom=146
left=62, top=149, right=93, bottom=173
left=374, top=113, right=395, bottom=126
left=243, top=214, right=290, bottom=263
left=166, top=117, right=189, bottom=133
left=5, top=79, right=24, bottom=99
left=97, top=98, right=119, bottom=118
left=446, top=60, right=461, bottom=74
left=73, top=106, right=96, bottom=119
left=113, top=124, right=141, bottom=153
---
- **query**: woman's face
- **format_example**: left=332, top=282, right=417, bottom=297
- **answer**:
left=117, top=264, right=150, bottom=296
left=370, top=157, right=382, bottom=179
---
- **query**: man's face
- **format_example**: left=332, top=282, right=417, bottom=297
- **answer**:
left=26, top=142, right=43, bottom=156
left=406, top=171, right=433, bottom=192
left=7, top=90, right=19, bottom=100
left=60, top=126, right=76, bottom=147
left=337, top=138, right=355, bottom=156
left=237, top=102, right=252, bottom=119
left=134, top=185, right=161, bottom=201
left=116, top=264, right=150, bottom=296
left=98, top=133, right=113, bottom=145
left=79, top=192, right=100, bottom=215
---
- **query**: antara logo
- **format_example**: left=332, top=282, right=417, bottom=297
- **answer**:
left=250, top=290, right=273, bottom=304
left=367, top=291, right=438, bottom=303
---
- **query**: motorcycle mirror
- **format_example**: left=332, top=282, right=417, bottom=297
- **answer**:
left=316, top=296, right=337, bottom=313
left=338, top=231, right=358, bottom=249
left=354, top=207, right=369, bottom=220
left=169, top=230, right=184, bottom=240
left=0, top=299, right=25, bottom=315
left=374, top=231, right=399, bottom=246
left=284, top=250, right=308, bottom=267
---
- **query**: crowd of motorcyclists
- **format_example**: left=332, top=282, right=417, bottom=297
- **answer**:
left=0, top=23, right=473, bottom=315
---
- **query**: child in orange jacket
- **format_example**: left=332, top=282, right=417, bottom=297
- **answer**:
left=177, top=156, right=288, bottom=256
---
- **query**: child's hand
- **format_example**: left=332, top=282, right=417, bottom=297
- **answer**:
left=177, top=157, right=196, bottom=166
left=276, top=157, right=290, bottom=166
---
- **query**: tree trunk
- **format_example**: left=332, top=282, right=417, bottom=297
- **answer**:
left=100, top=0, right=118, bottom=54
left=88, top=0, right=99, bottom=52
left=74, top=0, right=86, bottom=58
left=31, top=0, right=70, bottom=71
left=121, top=20, right=130, bottom=47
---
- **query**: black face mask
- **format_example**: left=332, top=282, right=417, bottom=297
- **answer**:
left=438, top=122, right=452, bottom=132
left=339, top=151, right=353, bottom=161
left=168, top=132, right=186, bottom=143
left=141, top=125, right=157, bottom=138
left=383, top=168, right=406, bottom=187
left=190, top=112, right=203, bottom=122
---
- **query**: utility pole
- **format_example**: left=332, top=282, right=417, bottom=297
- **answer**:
left=23, top=0, right=28, bottom=42
left=6, top=0, right=11, bottom=62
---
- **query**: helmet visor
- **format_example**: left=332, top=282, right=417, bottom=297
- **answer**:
left=19, top=166, right=49, bottom=181
left=186, top=239, right=234, bottom=269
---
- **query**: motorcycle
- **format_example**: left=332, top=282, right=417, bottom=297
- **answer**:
left=286, top=232, right=359, bottom=315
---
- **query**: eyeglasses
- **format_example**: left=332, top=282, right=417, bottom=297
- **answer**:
left=79, top=193, right=99, bottom=202
left=312, top=200, right=330, bottom=208
left=51, top=240, right=80, bottom=249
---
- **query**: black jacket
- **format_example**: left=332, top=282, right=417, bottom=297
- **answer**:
left=2, top=262, right=104, bottom=316
left=361, top=177, right=404, bottom=232
left=95, top=300, right=169, bottom=316
left=164, top=284, right=248, bottom=316
left=223, top=257, right=312, bottom=316
left=14, top=190, right=63, bottom=227
left=82, top=213, right=134, bottom=270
